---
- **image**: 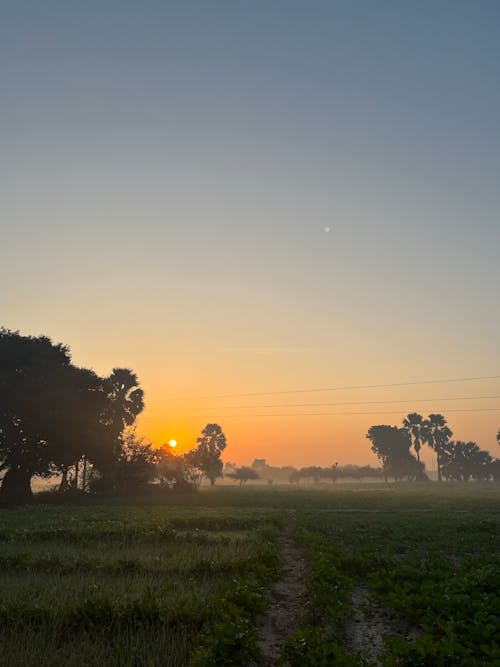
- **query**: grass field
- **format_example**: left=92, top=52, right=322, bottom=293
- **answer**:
left=0, top=484, right=498, bottom=666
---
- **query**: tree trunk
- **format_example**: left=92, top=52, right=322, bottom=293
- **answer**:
left=210, top=477, right=216, bottom=486
left=82, top=457, right=87, bottom=492
left=58, top=467, right=69, bottom=493
left=0, top=467, right=34, bottom=505
left=436, top=451, right=442, bottom=482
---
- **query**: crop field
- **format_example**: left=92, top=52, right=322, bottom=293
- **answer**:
left=0, top=484, right=498, bottom=666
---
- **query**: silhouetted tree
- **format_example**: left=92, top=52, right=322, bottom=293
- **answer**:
left=185, top=423, right=227, bottom=486
left=423, top=414, right=452, bottom=482
left=156, top=447, right=203, bottom=490
left=0, top=330, right=116, bottom=504
left=490, top=459, right=500, bottom=482
left=113, top=428, right=158, bottom=493
left=366, top=425, right=425, bottom=481
left=0, top=329, right=146, bottom=503
left=440, top=441, right=493, bottom=482
left=96, top=368, right=144, bottom=489
left=227, top=466, right=259, bottom=485
left=402, top=413, right=424, bottom=462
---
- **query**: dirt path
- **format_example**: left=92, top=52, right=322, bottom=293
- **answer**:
left=256, top=514, right=308, bottom=666
left=344, top=586, right=421, bottom=665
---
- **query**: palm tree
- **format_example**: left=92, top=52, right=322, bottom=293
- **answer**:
left=423, top=414, right=452, bottom=482
left=402, top=413, right=424, bottom=462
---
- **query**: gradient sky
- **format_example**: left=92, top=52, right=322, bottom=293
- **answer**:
left=2, top=1, right=499, bottom=466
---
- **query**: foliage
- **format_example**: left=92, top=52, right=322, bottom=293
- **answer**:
left=440, top=440, right=493, bottom=482
left=0, top=500, right=280, bottom=666
left=0, top=329, right=110, bottom=504
left=0, top=487, right=498, bottom=664
left=226, top=466, right=260, bottom=485
left=294, top=500, right=500, bottom=667
left=290, top=464, right=382, bottom=483
left=366, top=425, right=426, bottom=481
left=185, top=424, right=227, bottom=486
left=402, top=413, right=424, bottom=462
left=0, top=329, right=146, bottom=504
left=280, top=628, right=366, bottom=666
left=423, top=414, right=453, bottom=482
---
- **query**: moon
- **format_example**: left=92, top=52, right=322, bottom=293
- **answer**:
left=323, top=226, right=331, bottom=233
left=168, top=439, right=177, bottom=448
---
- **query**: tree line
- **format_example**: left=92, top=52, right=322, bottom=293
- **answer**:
left=367, top=413, right=499, bottom=482
left=2, top=329, right=498, bottom=504
left=0, top=329, right=228, bottom=504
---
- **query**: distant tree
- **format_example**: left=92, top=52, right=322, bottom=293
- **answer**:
left=299, top=466, right=325, bottom=483
left=357, top=465, right=384, bottom=481
left=440, top=441, right=493, bottom=482
left=227, top=466, right=259, bottom=485
left=423, top=414, right=452, bottom=482
left=186, top=423, right=227, bottom=486
left=490, top=459, right=500, bottom=483
left=157, top=447, right=203, bottom=490
left=336, top=464, right=383, bottom=481
left=366, top=425, right=425, bottom=481
left=402, top=413, right=424, bottom=462
left=497, top=429, right=500, bottom=447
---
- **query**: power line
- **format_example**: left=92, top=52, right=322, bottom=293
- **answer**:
left=204, top=407, right=500, bottom=419
left=146, top=394, right=500, bottom=412
left=154, top=374, right=500, bottom=401
left=140, top=407, right=500, bottom=420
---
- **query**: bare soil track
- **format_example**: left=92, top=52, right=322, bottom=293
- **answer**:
left=345, top=585, right=421, bottom=666
left=256, top=514, right=308, bottom=666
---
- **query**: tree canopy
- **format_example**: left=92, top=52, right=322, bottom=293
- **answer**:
left=440, top=441, right=492, bottom=482
left=226, top=466, right=259, bottom=485
left=366, top=425, right=426, bottom=481
left=0, top=329, right=144, bottom=504
left=185, top=423, right=227, bottom=486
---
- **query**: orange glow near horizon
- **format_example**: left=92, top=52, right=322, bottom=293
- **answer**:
left=135, top=374, right=500, bottom=468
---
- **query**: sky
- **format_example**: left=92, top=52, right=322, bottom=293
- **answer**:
left=1, top=1, right=499, bottom=467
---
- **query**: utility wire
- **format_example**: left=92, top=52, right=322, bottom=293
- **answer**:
left=199, top=407, right=500, bottom=419
left=140, top=407, right=500, bottom=420
left=146, top=394, right=500, bottom=412
left=154, top=374, right=500, bottom=401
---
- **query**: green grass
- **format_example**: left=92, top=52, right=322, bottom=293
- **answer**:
left=292, top=492, right=500, bottom=666
left=0, top=483, right=498, bottom=665
left=0, top=502, right=282, bottom=666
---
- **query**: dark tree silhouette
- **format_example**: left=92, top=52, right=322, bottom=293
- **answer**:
left=423, top=414, right=452, bottom=482
left=227, top=466, right=259, bottom=485
left=0, top=329, right=146, bottom=503
left=490, top=459, right=500, bottom=482
left=402, top=412, right=424, bottom=462
left=112, top=429, right=158, bottom=494
left=97, top=369, right=144, bottom=489
left=104, top=368, right=144, bottom=441
left=440, top=441, right=493, bottom=482
left=0, top=330, right=110, bottom=503
left=366, top=425, right=425, bottom=481
left=186, top=423, right=227, bottom=486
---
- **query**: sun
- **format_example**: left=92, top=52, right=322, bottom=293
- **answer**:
left=168, top=439, right=177, bottom=449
